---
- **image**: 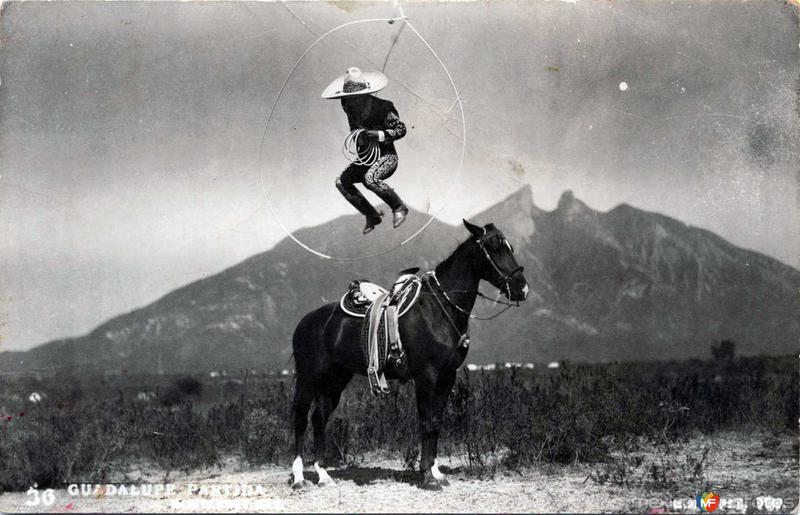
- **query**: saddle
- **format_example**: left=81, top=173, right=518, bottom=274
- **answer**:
left=339, top=268, right=422, bottom=395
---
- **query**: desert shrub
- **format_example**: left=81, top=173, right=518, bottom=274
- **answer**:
left=175, top=376, right=203, bottom=396
left=711, top=340, right=736, bottom=361
left=206, top=401, right=245, bottom=450
left=449, top=366, right=614, bottom=472
left=0, top=355, right=794, bottom=491
left=448, top=373, right=491, bottom=470
left=145, top=403, right=218, bottom=471
left=590, top=448, right=644, bottom=485
left=243, top=409, right=288, bottom=465
left=159, top=376, right=203, bottom=407
left=158, top=386, right=185, bottom=407
left=327, top=417, right=365, bottom=467
left=332, top=380, right=419, bottom=459
left=0, top=402, right=132, bottom=490
left=0, top=415, right=66, bottom=490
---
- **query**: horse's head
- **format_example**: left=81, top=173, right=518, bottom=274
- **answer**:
left=463, top=219, right=529, bottom=302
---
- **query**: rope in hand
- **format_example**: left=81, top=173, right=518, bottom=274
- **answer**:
left=342, top=129, right=381, bottom=166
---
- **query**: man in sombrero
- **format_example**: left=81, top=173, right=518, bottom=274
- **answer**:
left=323, top=67, right=409, bottom=234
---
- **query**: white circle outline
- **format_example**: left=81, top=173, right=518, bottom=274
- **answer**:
left=258, top=15, right=466, bottom=261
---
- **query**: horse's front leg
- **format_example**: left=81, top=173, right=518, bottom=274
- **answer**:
left=310, top=368, right=352, bottom=488
left=415, top=368, right=456, bottom=490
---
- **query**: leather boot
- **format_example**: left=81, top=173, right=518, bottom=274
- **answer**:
left=363, top=211, right=384, bottom=234
left=393, top=205, right=409, bottom=228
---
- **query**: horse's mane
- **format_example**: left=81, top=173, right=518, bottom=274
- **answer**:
left=435, top=223, right=495, bottom=275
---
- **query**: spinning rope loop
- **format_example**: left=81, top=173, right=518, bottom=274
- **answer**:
left=343, top=129, right=381, bottom=167
left=258, top=1, right=466, bottom=261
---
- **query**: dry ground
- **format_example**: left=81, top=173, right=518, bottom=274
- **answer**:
left=1, top=431, right=796, bottom=513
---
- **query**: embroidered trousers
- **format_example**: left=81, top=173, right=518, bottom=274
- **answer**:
left=335, top=154, right=404, bottom=220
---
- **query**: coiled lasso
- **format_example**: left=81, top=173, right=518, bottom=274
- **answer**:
left=342, top=129, right=381, bottom=166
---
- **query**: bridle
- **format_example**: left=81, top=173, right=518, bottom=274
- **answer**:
left=423, top=227, right=525, bottom=347
left=475, top=227, right=524, bottom=300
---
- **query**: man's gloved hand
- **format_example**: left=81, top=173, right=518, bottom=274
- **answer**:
left=365, top=130, right=381, bottom=141
left=357, top=130, right=381, bottom=148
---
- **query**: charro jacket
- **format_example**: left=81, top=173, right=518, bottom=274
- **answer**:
left=341, top=96, right=407, bottom=156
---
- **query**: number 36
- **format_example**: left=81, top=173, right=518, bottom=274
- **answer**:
left=25, top=485, right=55, bottom=506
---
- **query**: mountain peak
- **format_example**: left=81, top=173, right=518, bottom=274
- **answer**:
left=557, top=189, right=577, bottom=208
left=506, top=184, right=534, bottom=206
left=473, top=186, right=540, bottom=241
left=555, top=190, right=593, bottom=219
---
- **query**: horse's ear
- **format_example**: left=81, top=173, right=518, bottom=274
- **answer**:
left=462, top=219, right=483, bottom=237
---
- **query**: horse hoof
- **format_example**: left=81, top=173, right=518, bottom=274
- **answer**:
left=420, top=478, right=443, bottom=491
left=317, top=478, right=336, bottom=488
left=292, top=480, right=312, bottom=490
left=438, top=477, right=450, bottom=487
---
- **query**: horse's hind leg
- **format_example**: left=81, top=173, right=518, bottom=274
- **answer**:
left=311, top=367, right=353, bottom=487
left=290, top=378, right=314, bottom=489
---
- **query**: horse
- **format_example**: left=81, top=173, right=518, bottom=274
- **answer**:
left=289, top=219, right=529, bottom=490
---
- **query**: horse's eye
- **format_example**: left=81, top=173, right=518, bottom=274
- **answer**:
left=504, top=240, right=514, bottom=254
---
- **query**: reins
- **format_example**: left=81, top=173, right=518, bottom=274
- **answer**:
left=420, top=228, right=524, bottom=347
left=424, top=271, right=519, bottom=322
left=475, top=290, right=520, bottom=312
left=423, top=273, right=471, bottom=348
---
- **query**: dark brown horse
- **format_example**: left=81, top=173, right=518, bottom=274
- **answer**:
left=290, top=220, right=529, bottom=490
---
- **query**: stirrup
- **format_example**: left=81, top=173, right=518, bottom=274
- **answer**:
left=392, top=206, right=409, bottom=228
left=363, top=211, right=384, bottom=235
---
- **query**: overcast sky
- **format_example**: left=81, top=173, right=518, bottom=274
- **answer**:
left=1, top=0, right=798, bottom=351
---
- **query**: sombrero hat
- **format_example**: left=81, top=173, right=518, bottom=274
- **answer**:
left=322, top=67, right=388, bottom=99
